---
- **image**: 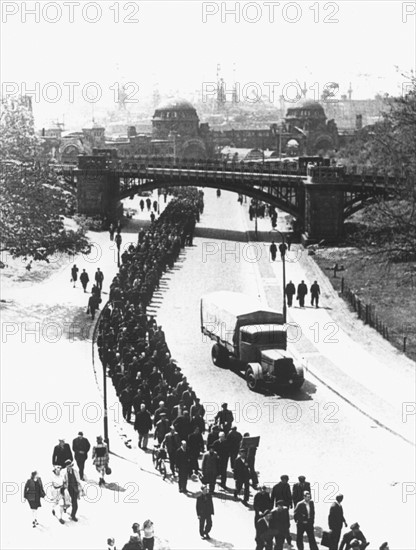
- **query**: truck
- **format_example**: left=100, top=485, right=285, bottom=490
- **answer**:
left=200, top=291, right=304, bottom=392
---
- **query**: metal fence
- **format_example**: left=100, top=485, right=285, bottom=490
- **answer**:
left=340, top=276, right=390, bottom=342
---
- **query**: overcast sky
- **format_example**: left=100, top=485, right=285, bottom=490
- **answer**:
left=1, top=1, right=415, bottom=126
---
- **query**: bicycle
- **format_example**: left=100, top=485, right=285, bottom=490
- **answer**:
left=152, top=444, right=167, bottom=479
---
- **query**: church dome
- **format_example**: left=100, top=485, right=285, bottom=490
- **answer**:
left=156, top=99, right=196, bottom=112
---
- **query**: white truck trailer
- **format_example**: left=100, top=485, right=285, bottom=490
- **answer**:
left=200, top=291, right=304, bottom=391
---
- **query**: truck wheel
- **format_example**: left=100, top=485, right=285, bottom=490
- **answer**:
left=246, top=367, right=259, bottom=391
left=292, top=377, right=304, bottom=390
left=211, top=344, right=228, bottom=368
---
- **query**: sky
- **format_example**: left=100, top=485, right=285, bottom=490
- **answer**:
left=1, top=0, right=415, bottom=127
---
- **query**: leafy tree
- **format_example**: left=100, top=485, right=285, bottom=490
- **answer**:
left=339, top=77, right=416, bottom=261
left=0, top=96, right=89, bottom=260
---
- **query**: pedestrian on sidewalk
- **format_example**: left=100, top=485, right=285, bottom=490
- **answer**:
left=285, top=281, right=296, bottom=307
left=63, top=459, right=82, bottom=522
left=150, top=211, right=155, bottom=224
left=134, top=403, right=152, bottom=450
left=71, top=264, right=79, bottom=288
left=109, top=223, right=115, bottom=241
left=294, top=491, right=318, bottom=550
left=80, top=269, right=89, bottom=293
left=92, top=435, right=109, bottom=487
left=328, top=494, right=348, bottom=550
left=95, top=268, right=104, bottom=291
left=72, top=431, right=90, bottom=481
left=115, top=232, right=122, bottom=251
left=233, top=450, right=251, bottom=503
left=196, top=485, right=214, bottom=539
left=142, top=519, right=155, bottom=550
left=50, top=465, right=66, bottom=524
left=296, top=280, right=308, bottom=308
left=52, top=438, right=73, bottom=468
left=201, top=446, right=219, bottom=493
left=87, top=293, right=100, bottom=320
left=310, top=280, right=321, bottom=308
left=175, top=440, right=190, bottom=493
left=270, top=241, right=277, bottom=262
left=24, top=470, right=45, bottom=528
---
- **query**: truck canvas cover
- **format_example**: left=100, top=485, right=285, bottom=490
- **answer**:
left=201, top=291, right=284, bottom=351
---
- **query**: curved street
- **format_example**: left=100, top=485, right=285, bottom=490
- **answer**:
left=1, top=189, right=414, bottom=550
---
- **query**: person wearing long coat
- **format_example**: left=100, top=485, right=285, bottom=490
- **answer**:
left=297, top=280, right=308, bottom=308
left=71, top=265, right=79, bottom=288
left=201, top=447, right=218, bottom=493
left=175, top=441, right=190, bottom=493
left=196, top=486, right=214, bottom=539
left=24, top=471, right=45, bottom=527
left=92, top=436, right=109, bottom=486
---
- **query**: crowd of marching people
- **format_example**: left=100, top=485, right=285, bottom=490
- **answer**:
left=23, top=188, right=390, bottom=549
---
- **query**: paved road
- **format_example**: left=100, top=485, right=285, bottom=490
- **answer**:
left=1, top=188, right=414, bottom=550
left=156, top=188, right=415, bottom=549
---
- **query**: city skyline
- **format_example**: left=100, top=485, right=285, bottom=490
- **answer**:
left=1, top=1, right=415, bottom=127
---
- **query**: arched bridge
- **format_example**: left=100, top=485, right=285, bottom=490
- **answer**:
left=70, top=156, right=399, bottom=244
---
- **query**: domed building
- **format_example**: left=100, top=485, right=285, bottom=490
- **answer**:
left=152, top=99, right=208, bottom=160
left=283, top=100, right=339, bottom=155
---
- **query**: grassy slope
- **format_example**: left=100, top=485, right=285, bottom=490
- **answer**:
left=314, top=247, right=416, bottom=362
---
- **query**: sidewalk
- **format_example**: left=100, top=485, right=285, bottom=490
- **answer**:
left=239, top=204, right=416, bottom=445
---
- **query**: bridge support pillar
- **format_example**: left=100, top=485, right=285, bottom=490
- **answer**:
left=302, top=181, right=344, bottom=245
left=76, top=158, right=122, bottom=221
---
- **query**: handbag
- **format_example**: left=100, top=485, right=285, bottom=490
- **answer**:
left=321, top=530, right=332, bottom=548
left=105, top=466, right=112, bottom=475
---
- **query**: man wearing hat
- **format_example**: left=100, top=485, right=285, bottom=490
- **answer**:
left=196, top=485, right=214, bottom=539
left=270, top=500, right=291, bottom=550
left=328, top=494, right=348, bottom=550
left=292, top=476, right=311, bottom=507
left=215, top=403, right=234, bottom=435
left=339, top=523, right=368, bottom=550
left=63, top=459, right=82, bottom=521
left=255, top=509, right=274, bottom=550
left=254, top=486, right=273, bottom=525
left=72, top=432, right=91, bottom=481
left=52, top=438, right=73, bottom=468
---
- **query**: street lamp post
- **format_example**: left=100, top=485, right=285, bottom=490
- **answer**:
left=103, top=362, right=110, bottom=452
left=278, top=232, right=288, bottom=324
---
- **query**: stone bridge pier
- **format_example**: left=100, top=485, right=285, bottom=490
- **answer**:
left=302, top=179, right=345, bottom=245
left=76, top=157, right=121, bottom=220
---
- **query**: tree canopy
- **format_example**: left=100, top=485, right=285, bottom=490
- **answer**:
left=339, top=77, right=416, bottom=261
left=0, top=96, right=89, bottom=260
